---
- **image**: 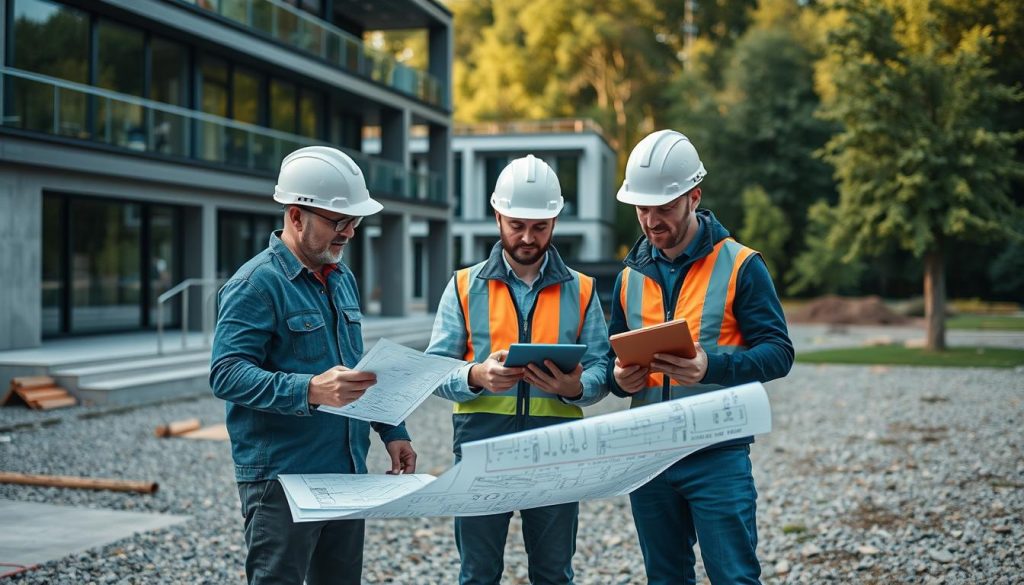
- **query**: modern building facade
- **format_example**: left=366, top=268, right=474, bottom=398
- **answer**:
left=0, top=0, right=453, bottom=351
left=365, top=118, right=616, bottom=288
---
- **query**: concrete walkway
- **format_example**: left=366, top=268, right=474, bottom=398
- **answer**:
left=0, top=500, right=189, bottom=577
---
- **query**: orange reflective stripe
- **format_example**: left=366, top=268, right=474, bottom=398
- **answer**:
left=675, top=241, right=724, bottom=339
left=640, top=276, right=663, bottom=329
left=530, top=284, right=561, bottom=344
left=487, top=280, right=519, bottom=352
left=620, top=267, right=631, bottom=313
left=456, top=268, right=474, bottom=361
left=577, top=275, right=594, bottom=338
left=718, top=245, right=757, bottom=347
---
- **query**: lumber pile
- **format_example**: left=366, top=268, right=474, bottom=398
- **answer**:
left=2, top=376, right=77, bottom=410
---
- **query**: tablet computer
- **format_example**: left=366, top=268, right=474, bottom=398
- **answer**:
left=503, top=343, right=588, bottom=375
left=609, top=319, right=696, bottom=367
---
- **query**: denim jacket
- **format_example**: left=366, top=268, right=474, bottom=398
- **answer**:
left=210, top=231, right=410, bottom=482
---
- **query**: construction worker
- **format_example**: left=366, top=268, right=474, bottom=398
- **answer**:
left=426, top=155, right=609, bottom=585
left=210, top=146, right=417, bottom=585
left=608, top=130, right=794, bottom=584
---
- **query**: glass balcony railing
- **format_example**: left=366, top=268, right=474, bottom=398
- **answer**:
left=182, top=0, right=444, bottom=107
left=0, top=67, right=445, bottom=204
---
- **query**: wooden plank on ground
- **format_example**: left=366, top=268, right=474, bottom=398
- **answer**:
left=154, top=418, right=201, bottom=438
left=11, top=376, right=56, bottom=389
left=17, top=387, right=68, bottom=403
left=179, top=423, right=229, bottom=441
left=33, top=397, right=77, bottom=410
left=0, top=471, right=158, bottom=494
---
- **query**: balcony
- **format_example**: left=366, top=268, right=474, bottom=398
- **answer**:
left=180, top=0, right=444, bottom=107
left=0, top=67, right=445, bottom=205
left=454, top=119, right=607, bottom=139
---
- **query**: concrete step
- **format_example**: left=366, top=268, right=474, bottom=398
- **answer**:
left=52, top=352, right=210, bottom=394
left=75, top=366, right=212, bottom=406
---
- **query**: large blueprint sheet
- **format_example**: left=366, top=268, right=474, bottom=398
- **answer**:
left=319, top=338, right=465, bottom=426
left=280, top=382, right=771, bottom=522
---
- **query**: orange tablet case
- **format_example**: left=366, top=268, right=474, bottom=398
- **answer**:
left=609, top=319, right=697, bottom=367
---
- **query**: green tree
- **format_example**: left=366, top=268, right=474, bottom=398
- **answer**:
left=738, top=185, right=791, bottom=278
left=816, top=0, right=1024, bottom=349
left=787, top=200, right=865, bottom=295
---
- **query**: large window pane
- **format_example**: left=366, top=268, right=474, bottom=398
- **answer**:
left=270, top=79, right=297, bottom=133
left=42, top=194, right=64, bottom=336
left=199, top=57, right=229, bottom=163
left=454, top=153, right=463, bottom=217
left=70, top=199, right=142, bottom=333
left=9, top=0, right=89, bottom=137
left=149, top=206, right=181, bottom=327
left=97, top=19, right=147, bottom=151
left=150, top=37, right=189, bottom=156
left=298, top=89, right=322, bottom=139
left=556, top=155, right=579, bottom=217
left=229, top=68, right=263, bottom=167
left=484, top=155, right=510, bottom=211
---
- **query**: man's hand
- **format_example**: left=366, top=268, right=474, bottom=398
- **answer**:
left=524, top=362, right=584, bottom=399
left=307, top=366, right=376, bottom=407
left=467, top=350, right=525, bottom=392
left=385, top=440, right=417, bottom=474
left=650, top=342, right=709, bottom=386
left=613, top=358, right=650, bottom=394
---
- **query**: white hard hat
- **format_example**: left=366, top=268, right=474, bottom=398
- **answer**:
left=490, top=154, right=564, bottom=220
left=274, top=146, right=383, bottom=216
left=617, top=130, right=707, bottom=206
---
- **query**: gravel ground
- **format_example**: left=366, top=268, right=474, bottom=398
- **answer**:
left=1, top=329, right=1022, bottom=584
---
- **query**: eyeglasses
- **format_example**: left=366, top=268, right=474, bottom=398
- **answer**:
left=299, top=206, right=363, bottom=232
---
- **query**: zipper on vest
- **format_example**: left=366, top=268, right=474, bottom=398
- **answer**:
left=504, top=283, right=530, bottom=431
left=661, top=283, right=676, bottom=403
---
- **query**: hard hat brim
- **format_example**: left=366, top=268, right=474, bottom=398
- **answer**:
left=493, top=206, right=561, bottom=220
left=616, top=187, right=689, bottom=207
left=274, top=190, right=383, bottom=216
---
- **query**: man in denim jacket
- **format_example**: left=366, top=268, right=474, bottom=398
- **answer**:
left=211, top=146, right=417, bottom=585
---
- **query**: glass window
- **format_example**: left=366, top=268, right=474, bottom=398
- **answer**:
left=556, top=155, right=579, bottom=217
left=484, top=155, right=509, bottom=210
left=218, top=212, right=278, bottom=278
left=270, top=79, right=297, bottom=133
left=42, top=194, right=65, bottom=336
left=96, top=19, right=146, bottom=150
left=9, top=0, right=89, bottom=137
left=453, top=153, right=463, bottom=217
left=149, top=206, right=181, bottom=327
left=70, top=198, right=142, bottom=333
left=298, top=89, right=322, bottom=139
left=199, top=57, right=229, bottom=162
left=150, top=37, right=189, bottom=156
left=228, top=68, right=264, bottom=167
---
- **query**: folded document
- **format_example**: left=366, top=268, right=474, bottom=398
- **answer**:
left=279, top=381, right=772, bottom=522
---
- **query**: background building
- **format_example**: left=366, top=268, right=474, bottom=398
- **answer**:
left=0, top=0, right=454, bottom=351
left=363, top=118, right=617, bottom=304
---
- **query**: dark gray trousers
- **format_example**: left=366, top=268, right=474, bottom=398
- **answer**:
left=238, top=480, right=365, bottom=585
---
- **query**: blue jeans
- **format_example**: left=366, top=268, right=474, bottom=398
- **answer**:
left=629, top=445, right=760, bottom=584
left=238, top=480, right=365, bottom=585
left=454, top=502, right=579, bottom=585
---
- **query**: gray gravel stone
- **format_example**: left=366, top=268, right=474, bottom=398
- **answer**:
left=1, top=325, right=1022, bottom=583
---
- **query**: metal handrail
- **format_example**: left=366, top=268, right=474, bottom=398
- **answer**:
left=156, top=278, right=225, bottom=355
left=0, top=67, right=444, bottom=202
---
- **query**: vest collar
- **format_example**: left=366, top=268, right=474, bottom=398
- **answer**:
left=477, top=241, right=574, bottom=289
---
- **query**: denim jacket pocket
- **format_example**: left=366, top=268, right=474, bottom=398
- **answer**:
left=286, top=311, right=328, bottom=362
left=340, top=307, right=363, bottom=356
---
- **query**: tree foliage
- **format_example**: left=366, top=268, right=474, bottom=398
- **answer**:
left=738, top=185, right=791, bottom=278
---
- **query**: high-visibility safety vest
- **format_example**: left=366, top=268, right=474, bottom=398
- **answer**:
left=453, top=263, right=595, bottom=419
left=620, top=238, right=758, bottom=407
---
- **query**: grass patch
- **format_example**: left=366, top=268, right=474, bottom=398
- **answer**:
left=781, top=523, right=807, bottom=534
left=798, top=345, right=1024, bottom=368
left=947, top=314, right=1024, bottom=331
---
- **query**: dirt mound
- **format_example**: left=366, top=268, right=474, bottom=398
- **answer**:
left=789, top=295, right=909, bottom=325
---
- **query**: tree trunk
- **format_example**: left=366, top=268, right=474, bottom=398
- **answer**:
left=923, top=242, right=947, bottom=351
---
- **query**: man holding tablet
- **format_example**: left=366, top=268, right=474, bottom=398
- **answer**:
left=426, top=154, right=609, bottom=585
left=608, top=130, right=794, bottom=584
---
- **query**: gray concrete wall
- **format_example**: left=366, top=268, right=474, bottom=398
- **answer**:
left=0, top=175, right=41, bottom=350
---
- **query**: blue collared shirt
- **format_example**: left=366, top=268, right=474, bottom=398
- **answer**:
left=427, top=247, right=609, bottom=407
left=210, top=231, right=409, bottom=482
